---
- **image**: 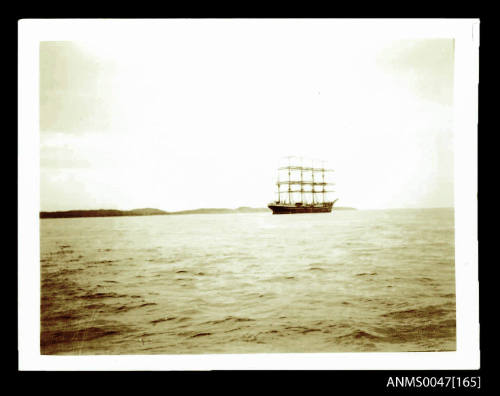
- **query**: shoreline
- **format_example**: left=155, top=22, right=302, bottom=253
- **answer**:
left=40, top=206, right=358, bottom=219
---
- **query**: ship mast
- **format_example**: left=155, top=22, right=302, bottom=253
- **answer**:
left=311, top=160, right=315, bottom=205
left=300, top=157, right=304, bottom=204
left=288, top=156, right=292, bottom=204
left=276, top=157, right=335, bottom=205
left=277, top=171, right=280, bottom=203
left=322, top=160, right=325, bottom=204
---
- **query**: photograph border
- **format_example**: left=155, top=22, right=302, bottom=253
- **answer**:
left=18, top=18, right=479, bottom=370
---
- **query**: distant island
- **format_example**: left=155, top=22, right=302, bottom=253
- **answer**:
left=40, top=206, right=357, bottom=219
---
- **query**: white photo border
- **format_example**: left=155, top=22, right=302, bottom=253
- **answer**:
left=18, top=18, right=479, bottom=370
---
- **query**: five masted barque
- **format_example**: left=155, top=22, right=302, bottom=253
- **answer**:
left=268, top=157, right=338, bottom=214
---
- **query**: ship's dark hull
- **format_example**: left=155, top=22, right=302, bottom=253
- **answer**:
left=268, top=202, right=334, bottom=214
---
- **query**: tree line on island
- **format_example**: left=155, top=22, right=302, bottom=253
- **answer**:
left=40, top=206, right=356, bottom=218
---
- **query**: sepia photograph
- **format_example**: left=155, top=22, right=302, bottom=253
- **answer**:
left=19, top=19, right=479, bottom=370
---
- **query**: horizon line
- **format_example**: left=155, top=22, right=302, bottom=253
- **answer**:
left=39, top=205, right=455, bottom=213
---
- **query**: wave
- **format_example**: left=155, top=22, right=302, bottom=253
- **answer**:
left=301, top=328, right=322, bottom=334
left=381, top=305, right=451, bottom=320
left=375, top=321, right=456, bottom=345
left=42, top=311, right=83, bottom=322
left=205, top=316, right=255, bottom=326
left=80, top=292, right=128, bottom=300
left=355, top=272, right=377, bottom=276
left=190, top=332, right=212, bottom=338
left=41, top=325, right=128, bottom=350
left=111, top=302, right=158, bottom=313
left=336, top=330, right=381, bottom=341
left=150, top=317, right=177, bottom=325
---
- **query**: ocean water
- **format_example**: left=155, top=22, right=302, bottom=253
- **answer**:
left=40, top=208, right=455, bottom=355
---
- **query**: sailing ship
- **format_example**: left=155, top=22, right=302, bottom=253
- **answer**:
left=268, top=157, right=338, bottom=214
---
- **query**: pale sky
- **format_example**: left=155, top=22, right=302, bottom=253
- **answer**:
left=40, top=22, right=455, bottom=211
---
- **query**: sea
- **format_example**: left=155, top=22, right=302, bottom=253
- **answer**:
left=40, top=208, right=456, bottom=355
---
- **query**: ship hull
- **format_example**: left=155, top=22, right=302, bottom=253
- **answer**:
left=268, top=202, right=334, bottom=215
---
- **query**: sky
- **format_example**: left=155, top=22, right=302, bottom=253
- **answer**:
left=39, top=23, right=455, bottom=211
